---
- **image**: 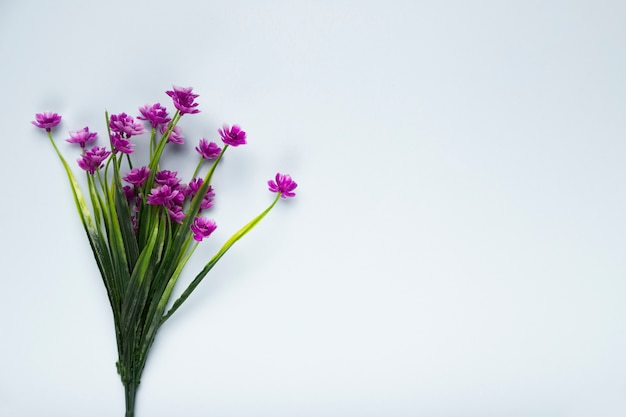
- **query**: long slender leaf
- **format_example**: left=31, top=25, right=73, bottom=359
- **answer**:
left=112, top=156, right=140, bottom=269
left=121, top=216, right=163, bottom=334
left=161, top=193, right=281, bottom=324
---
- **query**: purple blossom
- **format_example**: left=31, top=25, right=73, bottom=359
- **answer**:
left=172, top=190, right=185, bottom=207
left=110, top=133, right=135, bottom=154
left=185, top=178, right=215, bottom=210
left=66, top=126, right=97, bottom=149
left=123, top=185, right=136, bottom=202
left=77, top=146, right=111, bottom=174
left=146, top=185, right=179, bottom=206
left=218, top=124, right=247, bottom=147
left=190, top=217, right=217, bottom=242
left=268, top=173, right=297, bottom=198
left=195, top=138, right=221, bottom=159
left=159, top=124, right=184, bottom=144
left=166, top=86, right=200, bottom=115
left=123, top=166, right=150, bottom=186
left=146, top=181, right=186, bottom=223
left=200, top=190, right=215, bottom=210
left=138, top=103, right=171, bottom=128
left=154, top=170, right=181, bottom=188
left=32, top=112, right=62, bottom=132
left=167, top=206, right=186, bottom=224
left=109, top=112, right=145, bottom=138
left=185, top=177, right=203, bottom=198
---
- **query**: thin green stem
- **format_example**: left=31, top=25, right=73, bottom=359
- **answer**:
left=126, top=153, right=133, bottom=170
left=191, top=157, right=204, bottom=179
left=150, top=127, right=157, bottom=157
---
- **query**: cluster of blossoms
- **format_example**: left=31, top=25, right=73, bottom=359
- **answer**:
left=32, top=86, right=297, bottom=243
left=33, top=85, right=298, bottom=417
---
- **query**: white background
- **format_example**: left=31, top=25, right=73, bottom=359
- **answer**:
left=1, top=1, right=625, bottom=416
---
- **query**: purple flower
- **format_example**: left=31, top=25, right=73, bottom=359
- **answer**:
left=167, top=206, right=186, bottom=224
left=166, top=86, right=200, bottom=115
left=146, top=185, right=180, bottom=206
left=110, top=133, right=135, bottom=154
left=123, top=185, right=136, bottom=202
left=218, top=124, right=247, bottom=147
left=123, top=166, right=150, bottom=186
left=195, top=138, right=221, bottom=159
left=32, top=112, right=62, bottom=132
left=66, top=126, right=97, bottom=148
left=200, top=189, right=215, bottom=210
left=154, top=170, right=182, bottom=188
left=77, top=146, right=111, bottom=174
left=159, top=124, right=184, bottom=144
left=190, top=217, right=217, bottom=242
left=185, top=178, right=215, bottom=210
left=172, top=189, right=185, bottom=207
left=138, top=103, right=171, bottom=128
left=109, top=113, right=145, bottom=138
left=268, top=173, right=297, bottom=198
left=185, top=177, right=203, bottom=198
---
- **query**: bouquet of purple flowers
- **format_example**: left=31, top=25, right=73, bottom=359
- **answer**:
left=32, top=86, right=297, bottom=416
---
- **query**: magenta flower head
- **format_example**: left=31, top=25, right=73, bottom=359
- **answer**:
left=146, top=185, right=179, bottom=206
left=195, top=138, right=221, bottom=159
left=167, top=206, right=186, bottom=224
left=66, top=126, right=98, bottom=149
left=138, top=103, right=171, bottom=128
left=190, top=216, right=217, bottom=242
left=109, top=113, right=145, bottom=138
left=166, top=86, right=200, bottom=115
left=77, top=146, right=111, bottom=174
left=110, top=133, right=135, bottom=154
left=200, top=188, right=215, bottom=210
left=185, top=177, right=203, bottom=198
left=218, top=124, right=247, bottom=147
left=32, top=112, right=62, bottom=132
left=123, top=166, right=150, bottom=186
left=159, top=124, right=184, bottom=144
left=268, top=173, right=297, bottom=198
left=154, top=170, right=182, bottom=188
left=123, top=185, right=136, bottom=202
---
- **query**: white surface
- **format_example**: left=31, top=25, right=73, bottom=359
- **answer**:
left=1, top=1, right=625, bottom=416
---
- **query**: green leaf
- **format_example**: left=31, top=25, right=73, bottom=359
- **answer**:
left=48, top=135, right=117, bottom=296
left=161, top=193, right=281, bottom=324
left=120, top=216, right=163, bottom=335
left=112, top=156, right=140, bottom=271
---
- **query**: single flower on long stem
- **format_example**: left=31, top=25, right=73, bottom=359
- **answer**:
left=110, top=112, right=145, bottom=138
left=66, top=126, right=97, bottom=149
left=166, top=86, right=200, bottom=115
left=32, top=112, right=62, bottom=132
left=196, top=138, right=221, bottom=159
left=268, top=173, right=298, bottom=198
left=137, top=103, right=171, bottom=128
left=190, top=216, right=217, bottom=242
left=219, top=124, right=247, bottom=146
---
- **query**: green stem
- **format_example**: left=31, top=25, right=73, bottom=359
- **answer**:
left=191, top=157, right=203, bottom=179
left=124, top=381, right=138, bottom=417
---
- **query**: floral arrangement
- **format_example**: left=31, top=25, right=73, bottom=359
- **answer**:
left=32, top=86, right=297, bottom=416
